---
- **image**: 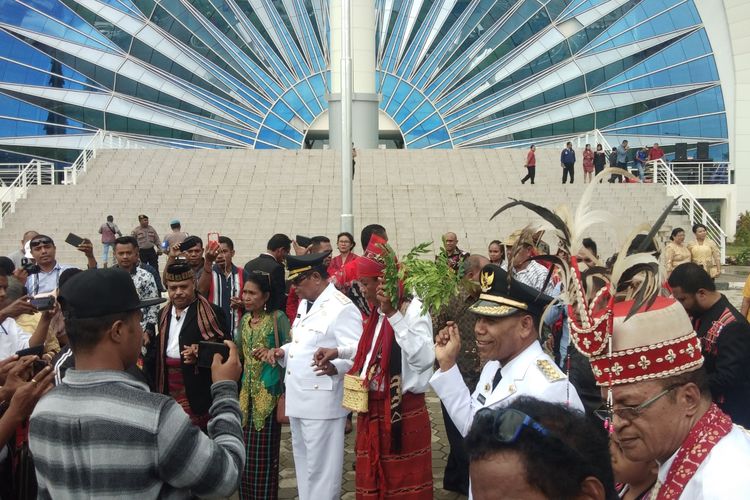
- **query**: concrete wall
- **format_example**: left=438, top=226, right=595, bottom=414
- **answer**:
left=704, top=1, right=750, bottom=224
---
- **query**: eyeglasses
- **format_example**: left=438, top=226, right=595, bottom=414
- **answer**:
left=30, top=238, right=53, bottom=248
left=595, top=384, right=682, bottom=422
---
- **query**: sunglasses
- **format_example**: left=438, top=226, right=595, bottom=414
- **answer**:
left=475, top=408, right=550, bottom=443
left=252, top=270, right=272, bottom=286
left=474, top=407, right=590, bottom=466
left=30, top=238, right=54, bottom=248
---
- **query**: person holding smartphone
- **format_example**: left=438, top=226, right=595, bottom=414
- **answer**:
left=0, top=268, right=54, bottom=360
left=21, top=234, right=95, bottom=296
left=28, top=268, right=245, bottom=499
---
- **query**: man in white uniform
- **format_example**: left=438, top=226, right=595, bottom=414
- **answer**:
left=430, top=264, right=583, bottom=438
left=267, top=251, right=363, bottom=500
left=589, top=297, right=750, bottom=498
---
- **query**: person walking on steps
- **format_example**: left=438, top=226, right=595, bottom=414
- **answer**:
left=521, top=145, right=536, bottom=184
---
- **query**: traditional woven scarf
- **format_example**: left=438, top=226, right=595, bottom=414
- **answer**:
left=155, top=294, right=224, bottom=394
left=653, top=403, right=732, bottom=499
left=348, top=305, right=404, bottom=453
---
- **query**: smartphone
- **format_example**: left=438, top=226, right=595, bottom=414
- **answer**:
left=207, top=232, right=219, bottom=244
left=16, top=345, right=44, bottom=358
left=179, top=239, right=197, bottom=252
left=65, top=232, right=85, bottom=248
left=30, top=296, right=55, bottom=311
left=197, top=341, right=229, bottom=368
left=32, top=359, right=48, bottom=376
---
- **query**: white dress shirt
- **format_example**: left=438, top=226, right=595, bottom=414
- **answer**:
left=0, top=317, right=31, bottom=359
left=340, top=298, right=434, bottom=394
left=166, top=305, right=188, bottom=359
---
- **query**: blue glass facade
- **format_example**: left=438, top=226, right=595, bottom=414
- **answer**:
left=0, top=0, right=728, bottom=160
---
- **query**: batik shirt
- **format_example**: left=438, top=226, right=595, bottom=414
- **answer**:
left=124, top=266, right=160, bottom=331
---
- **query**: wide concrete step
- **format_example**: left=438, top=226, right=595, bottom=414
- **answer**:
left=0, top=149, right=692, bottom=267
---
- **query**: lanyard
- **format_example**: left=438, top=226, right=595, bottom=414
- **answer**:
left=34, top=267, right=60, bottom=296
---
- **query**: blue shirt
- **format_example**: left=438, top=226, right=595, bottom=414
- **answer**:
left=25, top=262, right=73, bottom=295
left=561, top=148, right=576, bottom=164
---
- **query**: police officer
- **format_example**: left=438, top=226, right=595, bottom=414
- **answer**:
left=430, top=264, right=584, bottom=440
left=266, top=251, right=363, bottom=500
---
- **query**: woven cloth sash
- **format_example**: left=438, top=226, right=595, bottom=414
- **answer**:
left=652, top=403, right=732, bottom=500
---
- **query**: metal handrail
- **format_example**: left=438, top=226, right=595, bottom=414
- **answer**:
left=663, top=161, right=732, bottom=185
left=0, top=159, right=56, bottom=229
left=62, top=130, right=145, bottom=185
left=62, top=130, right=104, bottom=185
left=650, top=158, right=726, bottom=263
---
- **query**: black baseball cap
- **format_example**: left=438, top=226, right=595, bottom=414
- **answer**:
left=59, top=268, right=166, bottom=319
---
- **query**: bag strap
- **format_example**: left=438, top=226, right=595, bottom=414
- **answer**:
left=272, top=312, right=280, bottom=348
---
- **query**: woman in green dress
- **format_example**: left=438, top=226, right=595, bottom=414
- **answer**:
left=236, top=272, right=290, bottom=499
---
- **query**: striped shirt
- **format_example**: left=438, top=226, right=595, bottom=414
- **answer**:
left=29, top=370, right=245, bottom=499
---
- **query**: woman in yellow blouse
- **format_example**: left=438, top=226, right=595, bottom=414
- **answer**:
left=687, top=223, right=721, bottom=278
left=665, top=227, right=691, bottom=276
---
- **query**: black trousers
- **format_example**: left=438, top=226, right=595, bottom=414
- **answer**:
left=441, top=402, right=470, bottom=495
left=139, top=247, right=159, bottom=273
left=562, top=163, right=575, bottom=183
left=609, top=161, right=626, bottom=183
left=521, top=166, right=536, bottom=184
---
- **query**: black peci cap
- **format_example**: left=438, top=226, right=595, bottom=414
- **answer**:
left=58, top=268, right=165, bottom=319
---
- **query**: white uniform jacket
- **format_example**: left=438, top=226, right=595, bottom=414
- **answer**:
left=430, top=341, right=584, bottom=436
left=654, top=425, right=750, bottom=499
left=280, top=283, right=363, bottom=420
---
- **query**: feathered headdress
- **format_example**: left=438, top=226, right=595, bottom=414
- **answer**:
left=490, top=169, right=700, bottom=431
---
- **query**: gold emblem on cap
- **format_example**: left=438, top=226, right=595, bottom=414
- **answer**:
left=480, top=271, right=494, bottom=292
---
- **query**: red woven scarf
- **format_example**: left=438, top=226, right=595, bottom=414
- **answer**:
left=348, top=306, right=404, bottom=453
left=655, top=403, right=733, bottom=499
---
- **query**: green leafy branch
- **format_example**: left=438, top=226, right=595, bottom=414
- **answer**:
left=381, top=241, right=464, bottom=315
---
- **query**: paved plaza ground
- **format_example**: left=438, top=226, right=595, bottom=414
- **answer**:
left=266, top=268, right=750, bottom=500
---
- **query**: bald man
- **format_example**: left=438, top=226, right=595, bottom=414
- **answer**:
left=433, top=253, right=488, bottom=494
left=442, top=232, right=469, bottom=272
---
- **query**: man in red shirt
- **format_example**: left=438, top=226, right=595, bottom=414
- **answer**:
left=648, top=142, right=665, bottom=161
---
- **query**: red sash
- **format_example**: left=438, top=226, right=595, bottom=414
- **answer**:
left=656, top=404, right=733, bottom=499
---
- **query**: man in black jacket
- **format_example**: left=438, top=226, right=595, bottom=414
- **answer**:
left=243, top=234, right=291, bottom=312
left=669, top=262, right=750, bottom=427
left=150, top=263, right=228, bottom=430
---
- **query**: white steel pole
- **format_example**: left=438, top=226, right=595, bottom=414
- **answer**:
left=341, top=0, right=353, bottom=234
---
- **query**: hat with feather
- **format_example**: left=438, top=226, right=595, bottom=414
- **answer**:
left=490, top=169, right=702, bottom=386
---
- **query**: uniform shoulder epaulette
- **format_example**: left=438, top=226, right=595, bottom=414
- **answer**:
left=536, top=359, right=565, bottom=382
left=334, top=292, right=352, bottom=305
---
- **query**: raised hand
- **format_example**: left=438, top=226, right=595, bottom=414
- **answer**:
left=435, top=321, right=461, bottom=372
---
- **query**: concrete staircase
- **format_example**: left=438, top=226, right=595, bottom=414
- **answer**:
left=0, top=148, right=691, bottom=266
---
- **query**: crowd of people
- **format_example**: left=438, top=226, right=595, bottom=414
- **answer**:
left=521, top=140, right=666, bottom=184
left=0, top=199, right=749, bottom=499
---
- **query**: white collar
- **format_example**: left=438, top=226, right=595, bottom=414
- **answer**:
left=500, top=342, right=542, bottom=380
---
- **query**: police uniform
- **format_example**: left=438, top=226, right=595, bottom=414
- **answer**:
left=430, top=264, right=584, bottom=439
left=279, top=252, right=363, bottom=500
